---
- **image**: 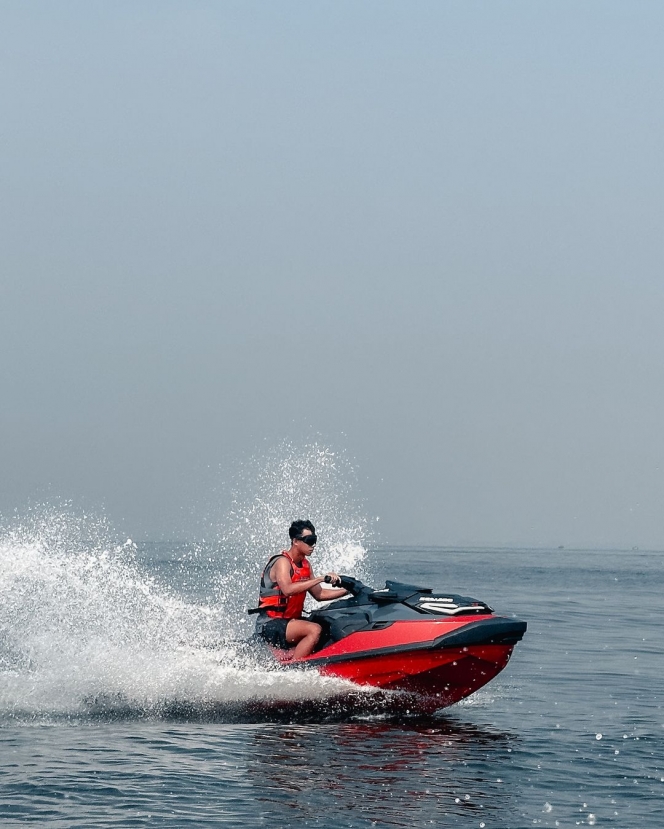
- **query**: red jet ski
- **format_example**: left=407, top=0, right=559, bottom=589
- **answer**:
left=266, top=575, right=526, bottom=709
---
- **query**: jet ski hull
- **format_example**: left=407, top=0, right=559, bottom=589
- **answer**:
left=257, top=577, right=527, bottom=708
left=275, top=615, right=526, bottom=706
left=317, top=643, right=514, bottom=705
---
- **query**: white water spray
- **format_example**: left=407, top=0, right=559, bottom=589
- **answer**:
left=0, top=444, right=377, bottom=720
left=217, top=440, right=373, bottom=632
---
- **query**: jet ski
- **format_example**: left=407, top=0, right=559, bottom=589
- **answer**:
left=264, top=575, right=526, bottom=708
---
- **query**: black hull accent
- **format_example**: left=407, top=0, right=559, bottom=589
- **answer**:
left=433, top=617, right=527, bottom=649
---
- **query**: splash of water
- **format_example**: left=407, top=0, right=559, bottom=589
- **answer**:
left=216, top=440, right=373, bottom=634
left=0, top=505, right=363, bottom=721
left=0, top=445, right=378, bottom=721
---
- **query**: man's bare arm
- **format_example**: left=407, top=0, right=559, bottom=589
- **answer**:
left=309, top=583, right=348, bottom=602
left=273, top=557, right=324, bottom=596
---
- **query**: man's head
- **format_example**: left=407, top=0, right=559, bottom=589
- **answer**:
left=289, top=519, right=317, bottom=552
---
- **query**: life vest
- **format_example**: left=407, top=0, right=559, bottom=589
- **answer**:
left=257, top=551, right=312, bottom=619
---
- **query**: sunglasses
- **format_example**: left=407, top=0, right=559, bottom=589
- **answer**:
left=296, top=534, right=317, bottom=546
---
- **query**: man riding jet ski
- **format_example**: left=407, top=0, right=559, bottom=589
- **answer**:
left=251, top=520, right=348, bottom=658
left=250, top=521, right=527, bottom=708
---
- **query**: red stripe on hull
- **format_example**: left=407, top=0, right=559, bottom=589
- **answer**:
left=305, top=616, right=496, bottom=659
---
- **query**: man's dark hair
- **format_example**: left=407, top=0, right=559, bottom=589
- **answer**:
left=289, top=519, right=316, bottom=540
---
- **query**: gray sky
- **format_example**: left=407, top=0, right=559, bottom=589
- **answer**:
left=2, top=1, right=664, bottom=547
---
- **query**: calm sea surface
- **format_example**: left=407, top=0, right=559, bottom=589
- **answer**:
left=1, top=543, right=662, bottom=828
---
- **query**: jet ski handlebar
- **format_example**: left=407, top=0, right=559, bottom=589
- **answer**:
left=324, top=574, right=366, bottom=595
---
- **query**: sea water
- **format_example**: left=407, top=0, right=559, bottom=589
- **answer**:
left=0, top=450, right=662, bottom=827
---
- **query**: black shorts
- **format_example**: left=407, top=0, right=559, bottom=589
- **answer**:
left=255, top=616, right=290, bottom=650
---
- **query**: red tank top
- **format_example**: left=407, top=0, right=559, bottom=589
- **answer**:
left=258, top=551, right=312, bottom=619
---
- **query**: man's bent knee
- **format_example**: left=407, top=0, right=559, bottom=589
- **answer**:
left=286, top=620, right=321, bottom=645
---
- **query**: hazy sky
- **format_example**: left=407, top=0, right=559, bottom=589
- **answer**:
left=2, top=1, right=664, bottom=547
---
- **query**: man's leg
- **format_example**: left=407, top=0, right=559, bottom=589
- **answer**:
left=285, top=619, right=322, bottom=659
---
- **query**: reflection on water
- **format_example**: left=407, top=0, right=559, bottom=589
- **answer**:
left=247, top=717, right=519, bottom=827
